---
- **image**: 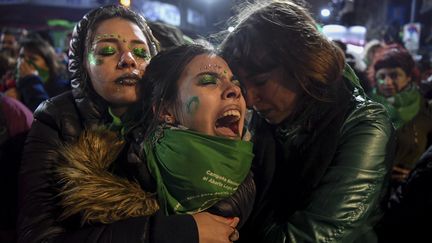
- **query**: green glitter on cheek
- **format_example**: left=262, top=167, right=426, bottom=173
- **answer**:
left=87, top=52, right=103, bottom=65
left=186, top=96, right=199, bottom=115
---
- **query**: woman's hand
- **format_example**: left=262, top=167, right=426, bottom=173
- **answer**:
left=192, top=212, right=240, bottom=243
left=17, top=59, right=38, bottom=80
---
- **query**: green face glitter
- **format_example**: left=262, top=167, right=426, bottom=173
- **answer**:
left=231, top=79, right=241, bottom=87
left=98, top=46, right=116, bottom=56
left=186, top=96, right=200, bottom=115
left=132, top=47, right=150, bottom=60
left=87, top=52, right=102, bottom=65
left=198, top=74, right=218, bottom=85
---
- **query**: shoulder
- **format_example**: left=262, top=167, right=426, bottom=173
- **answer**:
left=0, top=95, right=33, bottom=136
left=336, top=94, right=395, bottom=170
left=342, top=93, right=393, bottom=136
left=33, top=91, right=82, bottom=140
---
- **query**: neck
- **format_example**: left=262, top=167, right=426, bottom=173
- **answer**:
left=110, top=106, right=127, bottom=117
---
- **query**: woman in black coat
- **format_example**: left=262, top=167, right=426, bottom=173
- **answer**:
left=17, top=5, right=235, bottom=243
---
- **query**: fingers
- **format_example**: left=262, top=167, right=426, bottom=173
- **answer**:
left=192, top=212, right=241, bottom=243
left=228, top=217, right=239, bottom=228
left=205, top=213, right=238, bottom=226
left=229, top=228, right=240, bottom=242
left=17, top=60, right=37, bottom=78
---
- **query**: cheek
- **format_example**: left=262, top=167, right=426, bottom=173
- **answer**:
left=138, top=62, right=149, bottom=76
left=185, top=96, right=200, bottom=116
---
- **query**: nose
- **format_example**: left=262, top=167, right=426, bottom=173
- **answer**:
left=117, top=51, right=137, bottom=69
left=383, top=75, right=395, bottom=86
left=244, top=87, right=260, bottom=109
left=222, top=82, right=241, bottom=100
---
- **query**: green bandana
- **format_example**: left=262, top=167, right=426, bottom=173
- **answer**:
left=370, top=85, right=421, bottom=129
left=144, top=127, right=254, bottom=215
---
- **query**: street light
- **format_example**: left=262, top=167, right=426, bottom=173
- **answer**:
left=120, top=0, right=130, bottom=7
left=321, top=8, right=331, bottom=17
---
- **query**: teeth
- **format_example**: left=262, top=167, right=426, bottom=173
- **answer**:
left=220, top=110, right=241, bottom=118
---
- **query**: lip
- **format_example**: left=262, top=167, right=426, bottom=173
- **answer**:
left=114, top=73, right=141, bottom=86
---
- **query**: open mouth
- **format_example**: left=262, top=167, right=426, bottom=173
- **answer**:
left=215, top=109, right=241, bottom=138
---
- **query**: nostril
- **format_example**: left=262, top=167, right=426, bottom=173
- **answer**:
left=226, top=91, right=237, bottom=99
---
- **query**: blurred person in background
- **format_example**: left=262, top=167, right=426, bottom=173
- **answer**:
left=0, top=27, right=25, bottom=60
left=0, top=93, right=33, bottom=243
left=148, top=21, right=190, bottom=50
left=15, top=35, right=70, bottom=111
left=0, top=28, right=26, bottom=99
left=368, top=44, right=432, bottom=188
left=376, top=144, right=432, bottom=243
left=334, top=40, right=370, bottom=92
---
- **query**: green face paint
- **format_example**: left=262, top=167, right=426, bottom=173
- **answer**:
left=98, top=46, right=116, bottom=56
left=231, top=79, right=241, bottom=87
left=132, top=47, right=151, bottom=60
left=87, top=52, right=102, bottom=65
left=186, top=96, right=200, bottom=115
left=198, top=74, right=218, bottom=85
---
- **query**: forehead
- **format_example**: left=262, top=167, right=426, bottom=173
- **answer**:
left=183, top=54, right=230, bottom=75
left=376, top=67, right=405, bottom=74
left=93, top=17, right=147, bottom=42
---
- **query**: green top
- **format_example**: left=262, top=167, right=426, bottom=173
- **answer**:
left=144, top=127, right=254, bottom=215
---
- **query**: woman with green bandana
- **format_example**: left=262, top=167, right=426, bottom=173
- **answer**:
left=220, top=1, right=395, bottom=242
left=15, top=35, right=70, bottom=111
left=368, top=44, right=432, bottom=187
left=135, top=44, right=255, bottom=241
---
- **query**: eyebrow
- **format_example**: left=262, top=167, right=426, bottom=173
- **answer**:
left=93, top=37, right=146, bottom=45
left=197, top=71, right=236, bottom=81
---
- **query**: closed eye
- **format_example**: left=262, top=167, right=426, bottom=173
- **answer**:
left=198, top=73, right=219, bottom=85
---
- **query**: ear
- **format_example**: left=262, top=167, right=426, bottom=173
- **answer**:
left=155, top=105, right=176, bottom=124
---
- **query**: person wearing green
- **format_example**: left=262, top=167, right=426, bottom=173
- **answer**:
left=134, top=43, right=255, bottom=242
left=368, top=44, right=432, bottom=186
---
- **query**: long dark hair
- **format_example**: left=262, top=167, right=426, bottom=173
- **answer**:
left=220, top=0, right=345, bottom=104
left=137, top=44, right=216, bottom=136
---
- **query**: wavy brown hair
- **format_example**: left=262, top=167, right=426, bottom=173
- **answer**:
left=220, top=0, right=345, bottom=104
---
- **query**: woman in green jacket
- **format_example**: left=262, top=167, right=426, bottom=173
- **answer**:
left=220, top=1, right=395, bottom=242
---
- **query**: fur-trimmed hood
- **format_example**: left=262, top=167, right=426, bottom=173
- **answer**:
left=56, top=128, right=159, bottom=225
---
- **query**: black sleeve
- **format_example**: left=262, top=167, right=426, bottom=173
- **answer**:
left=17, top=104, right=198, bottom=243
left=207, top=171, right=255, bottom=228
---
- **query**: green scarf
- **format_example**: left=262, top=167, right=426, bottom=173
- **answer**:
left=144, top=127, right=253, bottom=215
left=369, top=85, right=421, bottom=129
left=107, top=107, right=125, bottom=136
